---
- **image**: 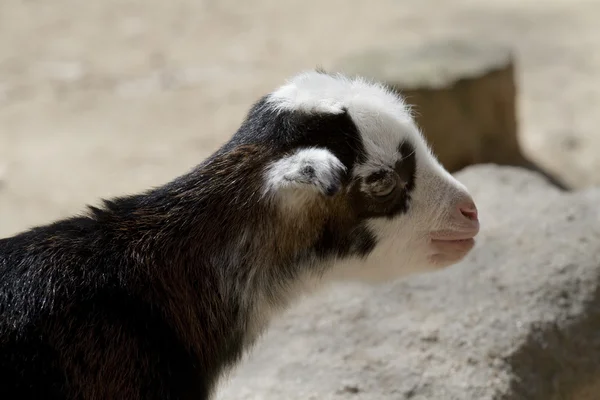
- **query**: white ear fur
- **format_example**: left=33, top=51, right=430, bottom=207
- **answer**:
left=263, top=148, right=346, bottom=206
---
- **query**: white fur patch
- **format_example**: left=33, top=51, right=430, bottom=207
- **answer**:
left=263, top=147, right=346, bottom=206
left=267, top=71, right=408, bottom=119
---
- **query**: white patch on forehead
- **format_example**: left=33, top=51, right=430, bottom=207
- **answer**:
left=267, top=70, right=411, bottom=121
left=266, top=70, right=431, bottom=178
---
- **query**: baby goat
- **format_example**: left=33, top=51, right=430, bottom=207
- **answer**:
left=0, top=70, right=480, bottom=399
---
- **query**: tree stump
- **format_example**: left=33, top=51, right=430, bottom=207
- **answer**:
left=332, top=39, right=568, bottom=190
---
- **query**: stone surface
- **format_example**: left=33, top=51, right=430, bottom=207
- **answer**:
left=334, top=41, right=567, bottom=190
left=216, top=165, right=600, bottom=400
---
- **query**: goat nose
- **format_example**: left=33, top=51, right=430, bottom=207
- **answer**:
left=454, top=197, right=479, bottom=232
left=458, top=200, right=478, bottom=222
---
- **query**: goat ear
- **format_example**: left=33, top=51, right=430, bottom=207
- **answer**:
left=263, top=147, right=347, bottom=200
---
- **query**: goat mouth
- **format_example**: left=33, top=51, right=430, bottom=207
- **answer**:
left=431, top=237, right=475, bottom=244
left=431, top=237, right=475, bottom=245
left=429, top=231, right=478, bottom=255
left=429, top=230, right=479, bottom=242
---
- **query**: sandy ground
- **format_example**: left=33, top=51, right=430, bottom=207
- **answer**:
left=1, top=0, right=600, bottom=237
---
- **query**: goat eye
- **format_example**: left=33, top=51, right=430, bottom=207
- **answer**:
left=371, top=179, right=396, bottom=197
left=365, top=171, right=398, bottom=199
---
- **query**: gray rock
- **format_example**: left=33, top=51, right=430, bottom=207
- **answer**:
left=216, top=164, right=600, bottom=400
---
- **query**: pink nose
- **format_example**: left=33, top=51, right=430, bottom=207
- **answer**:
left=454, top=198, right=480, bottom=234
left=458, top=200, right=478, bottom=222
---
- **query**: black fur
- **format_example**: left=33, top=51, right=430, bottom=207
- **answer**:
left=0, top=93, right=388, bottom=399
left=224, top=98, right=367, bottom=170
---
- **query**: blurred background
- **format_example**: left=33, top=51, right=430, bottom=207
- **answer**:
left=1, top=0, right=599, bottom=237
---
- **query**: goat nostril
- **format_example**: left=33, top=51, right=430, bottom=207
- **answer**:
left=458, top=202, right=478, bottom=222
